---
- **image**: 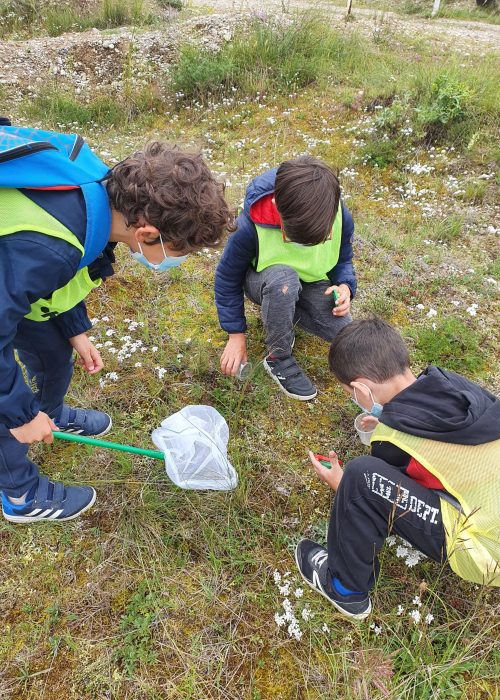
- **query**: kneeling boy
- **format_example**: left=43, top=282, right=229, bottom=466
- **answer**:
left=215, top=156, right=356, bottom=400
left=295, top=318, right=500, bottom=618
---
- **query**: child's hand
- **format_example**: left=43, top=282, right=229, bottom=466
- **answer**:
left=10, top=411, right=58, bottom=444
left=360, top=415, right=379, bottom=431
left=308, top=450, right=344, bottom=491
left=221, top=333, right=247, bottom=376
left=325, top=284, right=351, bottom=316
left=69, top=333, right=104, bottom=374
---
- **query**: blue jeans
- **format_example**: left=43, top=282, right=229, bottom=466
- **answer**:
left=0, top=319, right=73, bottom=497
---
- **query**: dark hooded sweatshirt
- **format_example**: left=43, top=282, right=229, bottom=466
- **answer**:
left=372, top=365, right=500, bottom=490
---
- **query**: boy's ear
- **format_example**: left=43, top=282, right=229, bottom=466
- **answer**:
left=135, top=223, right=161, bottom=244
left=350, top=380, right=373, bottom=397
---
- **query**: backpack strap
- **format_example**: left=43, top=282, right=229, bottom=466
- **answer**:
left=79, top=181, right=112, bottom=269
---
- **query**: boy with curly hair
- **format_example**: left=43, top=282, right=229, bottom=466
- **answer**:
left=0, top=135, right=232, bottom=524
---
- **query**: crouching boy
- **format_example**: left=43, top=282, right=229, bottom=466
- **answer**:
left=215, top=156, right=356, bottom=400
left=295, top=318, right=500, bottom=619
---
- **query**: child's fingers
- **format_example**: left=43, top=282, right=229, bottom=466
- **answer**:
left=328, top=450, right=339, bottom=466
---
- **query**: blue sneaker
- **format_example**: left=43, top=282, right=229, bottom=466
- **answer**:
left=2, top=476, right=96, bottom=523
left=55, top=404, right=112, bottom=437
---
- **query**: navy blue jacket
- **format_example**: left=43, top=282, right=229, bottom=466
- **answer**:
left=0, top=188, right=115, bottom=429
left=214, top=169, right=357, bottom=334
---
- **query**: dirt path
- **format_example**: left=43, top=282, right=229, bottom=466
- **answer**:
left=199, top=0, right=500, bottom=48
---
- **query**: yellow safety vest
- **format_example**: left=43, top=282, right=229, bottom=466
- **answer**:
left=254, top=206, right=343, bottom=283
left=0, top=188, right=101, bottom=321
left=372, top=422, right=500, bottom=587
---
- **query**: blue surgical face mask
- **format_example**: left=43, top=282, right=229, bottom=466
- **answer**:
left=352, top=383, right=384, bottom=417
left=131, top=239, right=187, bottom=272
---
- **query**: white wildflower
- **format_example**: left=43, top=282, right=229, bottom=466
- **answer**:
left=321, top=623, right=330, bottom=634
left=301, top=606, right=312, bottom=621
left=294, top=588, right=304, bottom=599
left=412, top=596, right=422, bottom=607
left=466, top=304, right=478, bottom=316
left=275, top=612, right=286, bottom=627
left=101, top=316, right=109, bottom=322
left=397, top=605, right=404, bottom=616
left=370, top=623, right=382, bottom=636
left=426, top=308, right=437, bottom=318
left=425, top=613, right=434, bottom=625
left=416, top=303, right=425, bottom=310
left=279, top=583, right=291, bottom=596
left=288, top=620, right=302, bottom=641
left=273, top=570, right=282, bottom=585
left=409, top=609, right=421, bottom=624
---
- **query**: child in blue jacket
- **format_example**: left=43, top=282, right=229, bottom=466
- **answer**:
left=215, top=156, right=356, bottom=399
left=1, top=135, right=232, bottom=524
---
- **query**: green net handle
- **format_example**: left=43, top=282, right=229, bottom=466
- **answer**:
left=53, top=431, right=164, bottom=460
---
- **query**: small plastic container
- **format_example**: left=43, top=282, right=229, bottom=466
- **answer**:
left=354, top=413, right=375, bottom=446
left=235, top=362, right=252, bottom=381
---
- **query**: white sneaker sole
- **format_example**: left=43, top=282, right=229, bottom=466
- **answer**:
left=294, top=545, right=371, bottom=621
left=3, top=489, right=97, bottom=524
left=263, top=359, right=317, bottom=401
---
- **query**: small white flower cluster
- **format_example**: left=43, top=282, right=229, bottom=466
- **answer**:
left=370, top=622, right=382, bottom=636
left=386, top=536, right=426, bottom=567
left=273, top=570, right=315, bottom=642
left=99, top=371, right=119, bottom=388
left=466, top=303, right=478, bottom=317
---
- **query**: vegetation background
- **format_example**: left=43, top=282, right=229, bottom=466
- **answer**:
left=0, top=0, right=499, bottom=698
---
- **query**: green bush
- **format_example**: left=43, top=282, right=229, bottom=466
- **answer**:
left=416, top=74, right=472, bottom=143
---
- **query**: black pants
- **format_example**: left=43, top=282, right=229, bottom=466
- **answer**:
left=327, top=456, right=447, bottom=592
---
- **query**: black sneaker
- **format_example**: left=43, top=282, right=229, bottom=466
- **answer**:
left=263, top=356, right=317, bottom=401
left=295, top=539, right=372, bottom=620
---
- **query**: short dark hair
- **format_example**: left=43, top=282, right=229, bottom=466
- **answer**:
left=329, top=318, right=410, bottom=384
left=106, top=142, right=235, bottom=252
left=274, top=156, right=340, bottom=246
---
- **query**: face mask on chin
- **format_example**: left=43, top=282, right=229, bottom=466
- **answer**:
left=130, top=238, right=187, bottom=272
left=351, top=383, right=384, bottom=417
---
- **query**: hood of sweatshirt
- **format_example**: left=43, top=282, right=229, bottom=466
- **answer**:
left=380, top=365, right=500, bottom=446
left=243, top=168, right=281, bottom=227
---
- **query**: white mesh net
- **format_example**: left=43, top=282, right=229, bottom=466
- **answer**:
left=151, top=405, right=238, bottom=491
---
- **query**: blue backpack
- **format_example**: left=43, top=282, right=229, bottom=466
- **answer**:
left=0, top=122, right=112, bottom=269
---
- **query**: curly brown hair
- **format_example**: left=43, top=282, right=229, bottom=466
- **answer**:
left=106, top=142, right=234, bottom=252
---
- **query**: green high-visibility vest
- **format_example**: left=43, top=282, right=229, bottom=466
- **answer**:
left=372, top=422, right=500, bottom=587
left=254, top=206, right=342, bottom=283
left=0, top=188, right=102, bottom=321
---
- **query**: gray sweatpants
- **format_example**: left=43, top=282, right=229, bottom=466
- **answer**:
left=244, top=265, right=352, bottom=358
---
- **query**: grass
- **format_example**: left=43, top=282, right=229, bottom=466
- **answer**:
left=1, top=8, right=500, bottom=700
left=0, top=0, right=158, bottom=38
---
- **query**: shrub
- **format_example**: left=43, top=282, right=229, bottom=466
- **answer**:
left=416, top=74, right=472, bottom=143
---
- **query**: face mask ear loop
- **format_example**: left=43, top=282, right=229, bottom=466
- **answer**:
left=159, top=236, right=168, bottom=259
left=137, top=241, right=145, bottom=257
left=354, top=383, right=376, bottom=411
